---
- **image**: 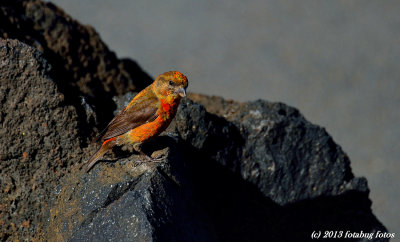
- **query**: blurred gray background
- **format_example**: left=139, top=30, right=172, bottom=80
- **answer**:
left=48, top=0, right=399, bottom=234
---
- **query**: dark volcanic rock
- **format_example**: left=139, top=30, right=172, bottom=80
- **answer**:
left=46, top=137, right=217, bottom=242
left=234, top=101, right=364, bottom=204
left=0, top=38, right=97, bottom=240
left=181, top=96, right=368, bottom=203
left=0, top=0, right=152, bottom=125
left=174, top=99, right=387, bottom=241
left=46, top=93, right=387, bottom=241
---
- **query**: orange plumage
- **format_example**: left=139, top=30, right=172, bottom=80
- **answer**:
left=85, top=71, right=188, bottom=172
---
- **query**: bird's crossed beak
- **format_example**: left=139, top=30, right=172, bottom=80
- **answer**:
left=177, top=87, right=186, bottom=97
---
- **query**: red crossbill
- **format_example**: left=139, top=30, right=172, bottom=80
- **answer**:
left=85, top=71, right=188, bottom=172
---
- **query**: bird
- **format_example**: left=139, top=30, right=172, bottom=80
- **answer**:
left=84, top=71, right=188, bottom=172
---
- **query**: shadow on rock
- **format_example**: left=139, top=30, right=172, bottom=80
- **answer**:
left=184, top=142, right=387, bottom=242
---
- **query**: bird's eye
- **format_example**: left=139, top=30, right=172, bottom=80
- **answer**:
left=169, top=80, right=174, bottom=86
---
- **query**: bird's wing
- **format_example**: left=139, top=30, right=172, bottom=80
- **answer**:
left=97, top=95, right=159, bottom=141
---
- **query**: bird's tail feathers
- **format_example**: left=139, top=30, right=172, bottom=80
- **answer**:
left=85, top=138, right=115, bottom=172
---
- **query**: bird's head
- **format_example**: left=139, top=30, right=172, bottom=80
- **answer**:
left=152, top=71, right=188, bottom=100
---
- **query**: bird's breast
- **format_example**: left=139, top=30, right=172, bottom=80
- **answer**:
left=159, top=99, right=179, bottom=121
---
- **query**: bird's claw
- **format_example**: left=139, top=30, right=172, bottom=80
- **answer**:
left=133, top=160, right=145, bottom=167
left=150, top=156, right=165, bottom=162
left=134, top=154, right=165, bottom=167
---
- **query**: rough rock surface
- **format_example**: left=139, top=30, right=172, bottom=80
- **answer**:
left=175, top=99, right=387, bottom=240
left=0, top=38, right=98, bottom=240
left=45, top=92, right=387, bottom=241
left=46, top=138, right=218, bottom=242
left=187, top=93, right=370, bottom=203
left=0, top=0, right=152, bottom=124
left=178, top=99, right=364, bottom=204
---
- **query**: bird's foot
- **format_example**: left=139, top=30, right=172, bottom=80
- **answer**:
left=144, top=153, right=166, bottom=163
left=149, top=156, right=165, bottom=163
left=134, top=154, right=165, bottom=167
left=133, top=159, right=145, bottom=167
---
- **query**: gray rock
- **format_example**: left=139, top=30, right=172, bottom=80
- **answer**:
left=53, top=93, right=385, bottom=241
left=0, top=0, right=152, bottom=125
left=173, top=98, right=388, bottom=241
left=46, top=137, right=218, bottom=242
left=175, top=99, right=366, bottom=204
left=0, top=38, right=97, bottom=240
